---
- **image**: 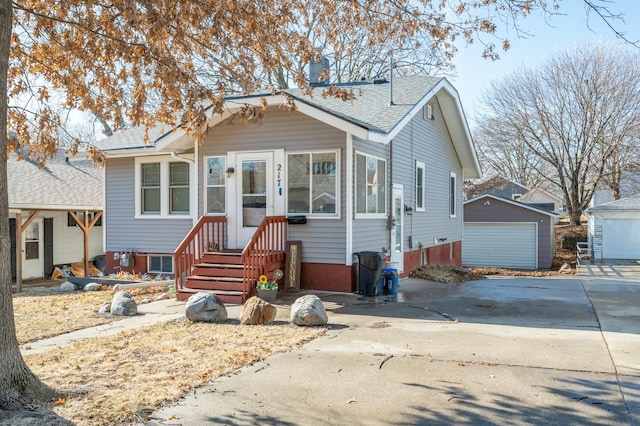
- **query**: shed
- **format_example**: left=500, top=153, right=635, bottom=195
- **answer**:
left=463, top=194, right=558, bottom=270
left=586, top=194, right=640, bottom=261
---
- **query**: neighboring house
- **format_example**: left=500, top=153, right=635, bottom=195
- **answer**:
left=95, top=74, right=481, bottom=301
left=465, top=175, right=529, bottom=201
left=585, top=194, right=640, bottom=261
left=466, top=175, right=564, bottom=214
left=8, top=149, right=104, bottom=289
left=463, top=194, right=558, bottom=269
left=517, top=188, right=564, bottom=215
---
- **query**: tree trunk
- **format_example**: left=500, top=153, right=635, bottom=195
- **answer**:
left=0, top=0, right=59, bottom=410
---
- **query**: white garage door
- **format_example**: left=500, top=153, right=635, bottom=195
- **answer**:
left=463, top=222, right=538, bottom=269
left=603, top=219, right=640, bottom=259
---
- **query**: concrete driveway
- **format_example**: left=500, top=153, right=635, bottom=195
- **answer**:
left=145, top=274, right=640, bottom=426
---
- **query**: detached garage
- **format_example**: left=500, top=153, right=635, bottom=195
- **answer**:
left=586, top=194, right=640, bottom=261
left=463, top=194, right=558, bottom=270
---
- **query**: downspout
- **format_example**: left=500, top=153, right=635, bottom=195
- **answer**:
left=388, top=139, right=393, bottom=257
left=345, top=133, right=354, bottom=267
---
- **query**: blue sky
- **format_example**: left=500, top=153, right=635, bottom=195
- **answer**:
left=449, top=0, right=640, bottom=129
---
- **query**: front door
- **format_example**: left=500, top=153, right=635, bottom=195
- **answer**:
left=390, top=184, right=404, bottom=272
left=22, top=218, right=44, bottom=279
left=233, top=152, right=274, bottom=248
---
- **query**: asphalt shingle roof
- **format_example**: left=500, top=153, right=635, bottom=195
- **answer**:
left=95, top=75, right=444, bottom=151
left=286, top=75, right=442, bottom=134
left=8, top=150, right=104, bottom=209
left=589, top=194, right=640, bottom=212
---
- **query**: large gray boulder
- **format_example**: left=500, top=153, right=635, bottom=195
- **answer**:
left=239, top=296, right=277, bottom=325
left=110, top=291, right=138, bottom=316
left=185, top=292, right=228, bottom=323
left=290, top=294, right=328, bottom=326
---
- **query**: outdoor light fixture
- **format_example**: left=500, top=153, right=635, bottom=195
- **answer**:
left=226, top=167, right=235, bottom=177
left=404, top=205, right=413, bottom=215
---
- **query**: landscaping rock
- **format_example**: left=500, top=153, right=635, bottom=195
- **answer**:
left=239, top=296, right=277, bottom=325
left=83, top=282, right=102, bottom=292
left=139, top=299, right=151, bottom=305
left=59, top=281, right=78, bottom=292
left=290, top=295, right=328, bottom=326
left=154, top=293, right=169, bottom=301
left=98, top=301, right=111, bottom=315
left=110, top=291, right=137, bottom=316
left=185, top=292, right=227, bottom=322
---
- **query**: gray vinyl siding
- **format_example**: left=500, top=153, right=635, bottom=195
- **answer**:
left=200, top=109, right=347, bottom=264
left=464, top=198, right=554, bottom=269
left=105, top=157, right=193, bottom=254
left=390, top=99, right=464, bottom=251
left=351, top=137, right=390, bottom=256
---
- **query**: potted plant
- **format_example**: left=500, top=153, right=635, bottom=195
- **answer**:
left=257, top=269, right=283, bottom=302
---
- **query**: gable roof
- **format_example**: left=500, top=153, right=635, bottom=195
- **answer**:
left=587, top=194, right=640, bottom=213
left=518, top=187, right=563, bottom=203
left=95, top=75, right=481, bottom=178
left=464, top=194, right=558, bottom=218
left=466, top=175, right=530, bottom=197
left=8, top=150, right=103, bottom=211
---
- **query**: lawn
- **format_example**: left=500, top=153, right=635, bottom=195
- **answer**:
left=13, top=284, right=169, bottom=343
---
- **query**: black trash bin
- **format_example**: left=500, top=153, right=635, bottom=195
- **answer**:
left=356, top=251, right=385, bottom=296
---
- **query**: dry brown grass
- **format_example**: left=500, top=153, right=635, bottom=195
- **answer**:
left=13, top=285, right=170, bottom=344
left=25, top=319, right=324, bottom=425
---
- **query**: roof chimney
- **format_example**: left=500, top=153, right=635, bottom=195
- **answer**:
left=309, top=57, right=330, bottom=86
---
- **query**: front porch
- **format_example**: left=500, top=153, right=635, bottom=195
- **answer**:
left=174, top=215, right=287, bottom=303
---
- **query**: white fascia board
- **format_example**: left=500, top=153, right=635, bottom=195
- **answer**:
left=9, top=204, right=103, bottom=211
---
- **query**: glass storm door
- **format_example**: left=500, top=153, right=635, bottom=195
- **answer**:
left=236, top=152, right=273, bottom=247
left=390, top=184, right=404, bottom=272
left=22, top=218, right=44, bottom=279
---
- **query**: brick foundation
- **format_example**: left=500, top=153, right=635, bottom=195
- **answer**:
left=105, top=251, right=149, bottom=276
left=299, top=263, right=356, bottom=293
left=400, top=241, right=462, bottom=277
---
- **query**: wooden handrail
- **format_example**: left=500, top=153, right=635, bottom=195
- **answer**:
left=241, top=216, right=287, bottom=299
left=174, top=216, right=227, bottom=291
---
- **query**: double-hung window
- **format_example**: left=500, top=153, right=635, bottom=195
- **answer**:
left=355, top=152, right=386, bottom=216
left=287, top=151, right=338, bottom=216
left=136, top=156, right=192, bottom=217
left=415, top=161, right=425, bottom=212
left=205, top=156, right=226, bottom=214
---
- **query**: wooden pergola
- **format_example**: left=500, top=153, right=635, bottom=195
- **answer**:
left=13, top=208, right=103, bottom=292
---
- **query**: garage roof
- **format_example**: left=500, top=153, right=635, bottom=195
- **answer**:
left=464, top=194, right=558, bottom=218
left=587, top=194, right=640, bottom=212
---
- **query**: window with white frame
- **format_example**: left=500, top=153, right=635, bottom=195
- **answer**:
left=148, top=255, right=173, bottom=274
left=355, top=152, right=386, bottom=215
left=449, top=171, right=457, bottom=218
left=416, top=161, right=425, bottom=212
left=205, top=156, right=226, bottom=214
left=136, top=157, right=192, bottom=217
left=169, top=162, right=190, bottom=214
left=287, top=151, right=338, bottom=215
left=141, top=162, right=161, bottom=214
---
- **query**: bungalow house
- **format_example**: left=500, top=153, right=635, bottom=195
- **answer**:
left=8, top=149, right=104, bottom=290
left=465, top=175, right=529, bottom=201
left=95, top=74, right=481, bottom=302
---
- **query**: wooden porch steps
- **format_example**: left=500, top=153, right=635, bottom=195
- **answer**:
left=177, top=251, right=248, bottom=304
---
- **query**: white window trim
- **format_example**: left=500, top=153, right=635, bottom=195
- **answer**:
left=415, top=160, right=426, bottom=212
left=147, top=254, right=174, bottom=274
left=450, top=171, right=457, bottom=218
left=355, top=151, right=387, bottom=219
left=135, top=155, right=194, bottom=219
left=285, top=149, right=340, bottom=219
left=203, top=155, right=227, bottom=216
